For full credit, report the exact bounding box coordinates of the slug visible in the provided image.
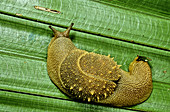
[47,23,152,107]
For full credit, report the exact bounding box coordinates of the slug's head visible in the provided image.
[49,23,74,39]
[129,55,151,73]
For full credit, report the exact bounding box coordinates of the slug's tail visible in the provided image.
[49,23,74,38]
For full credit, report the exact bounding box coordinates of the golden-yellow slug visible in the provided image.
[47,23,152,107]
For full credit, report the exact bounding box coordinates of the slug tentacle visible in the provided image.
[49,23,74,39]
[47,23,152,107]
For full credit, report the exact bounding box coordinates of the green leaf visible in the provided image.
[0,0,170,112]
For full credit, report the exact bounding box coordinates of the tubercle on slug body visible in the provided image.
[47,23,152,107]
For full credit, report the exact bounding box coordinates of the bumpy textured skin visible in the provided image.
[47,23,152,107]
